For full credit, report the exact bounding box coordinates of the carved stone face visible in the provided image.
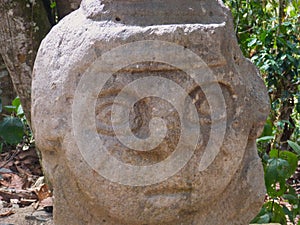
[64,62,265,224]
[89,64,214,223]
[32,0,269,224]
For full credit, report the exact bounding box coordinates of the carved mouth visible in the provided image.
[143,187,193,208]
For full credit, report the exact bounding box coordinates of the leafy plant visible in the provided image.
[0,117,24,145]
[0,97,28,147]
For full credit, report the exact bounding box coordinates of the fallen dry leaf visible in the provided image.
[0,173,25,189]
[36,184,52,202]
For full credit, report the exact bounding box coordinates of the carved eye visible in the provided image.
[183,86,211,127]
[95,89,140,136]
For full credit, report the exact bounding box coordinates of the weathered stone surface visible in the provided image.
[32,0,270,224]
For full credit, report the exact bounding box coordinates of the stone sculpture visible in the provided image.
[32,0,270,224]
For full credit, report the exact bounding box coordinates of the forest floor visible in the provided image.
[0,147,53,225]
[0,146,299,225]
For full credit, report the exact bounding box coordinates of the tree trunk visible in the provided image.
[0,55,15,114]
[56,0,81,19]
[0,0,51,123]
[0,0,82,123]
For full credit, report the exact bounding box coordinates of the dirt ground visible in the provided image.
[0,147,53,225]
[0,205,53,225]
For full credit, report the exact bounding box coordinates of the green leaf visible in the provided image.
[12,96,21,108]
[4,105,17,113]
[283,193,298,205]
[265,158,289,197]
[296,101,300,113]
[50,1,56,8]
[256,135,274,143]
[250,205,271,223]
[247,37,257,47]
[16,104,24,117]
[265,148,298,197]
[271,202,287,224]
[282,203,294,222]
[253,202,287,224]
[269,149,280,158]
[287,140,300,155]
[11,97,24,117]
[0,117,24,145]
[260,118,274,137]
[262,153,270,162]
[252,213,270,223]
[279,151,298,176]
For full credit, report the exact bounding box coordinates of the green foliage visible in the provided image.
[49,0,58,24]
[224,0,300,224]
[0,96,28,147]
[50,1,56,9]
[4,96,24,117]
[0,117,24,145]
[265,150,297,197]
[252,201,288,224]
[288,140,300,155]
